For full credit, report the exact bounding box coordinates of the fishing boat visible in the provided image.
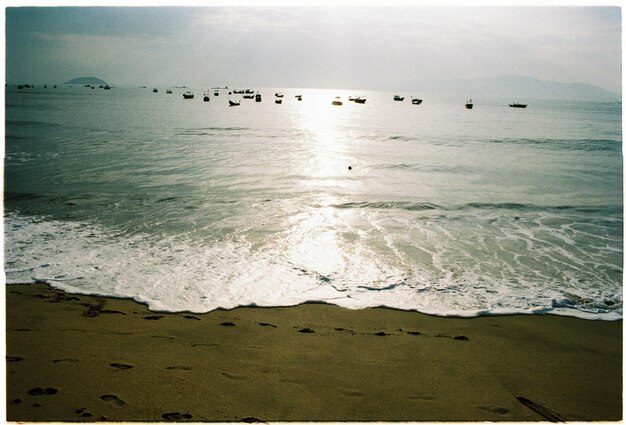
[348,96,356,102]
[166,89,172,94]
[243,94,255,99]
[104,85,111,90]
[465,99,473,109]
[153,88,158,93]
[275,99,282,104]
[203,93,210,102]
[255,93,262,102]
[393,95,404,101]
[229,100,240,106]
[411,98,423,105]
[214,91,219,96]
[295,95,302,101]
[275,92,284,98]
[183,91,194,99]
[233,89,244,94]
[332,96,343,106]
[509,102,527,108]
[354,97,366,104]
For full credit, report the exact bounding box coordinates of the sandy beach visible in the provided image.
[5,282,622,422]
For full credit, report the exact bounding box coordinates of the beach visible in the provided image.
[6,282,622,422]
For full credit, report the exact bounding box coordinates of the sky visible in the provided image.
[3,5,622,93]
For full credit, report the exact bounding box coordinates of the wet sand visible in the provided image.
[6,283,623,422]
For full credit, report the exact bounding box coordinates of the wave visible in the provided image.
[4,209,622,320]
[383,135,621,152]
[174,126,252,136]
[484,138,622,152]
[328,200,622,215]
[5,119,60,128]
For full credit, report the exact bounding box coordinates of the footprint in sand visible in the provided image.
[27,387,58,396]
[53,358,79,363]
[110,363,133,371]
[100,394,126,408]
[479,405,510,415]
[166,366,192,371]
[221,371,246,380]
[162,412,193,421]
[74,407,94,417]
[242,417,265,423]
[7,356,24,362]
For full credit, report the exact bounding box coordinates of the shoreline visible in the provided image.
[6,282,623,422]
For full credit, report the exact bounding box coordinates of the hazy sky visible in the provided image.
[4,6,622,92]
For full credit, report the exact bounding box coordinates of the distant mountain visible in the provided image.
[64,77,108,85]
[403,75,620,101]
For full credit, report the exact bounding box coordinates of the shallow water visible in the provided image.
[4,85,623,319]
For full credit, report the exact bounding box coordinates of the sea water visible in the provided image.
[4,86,623,319]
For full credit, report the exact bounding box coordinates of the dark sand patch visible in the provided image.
[6,283,622,422]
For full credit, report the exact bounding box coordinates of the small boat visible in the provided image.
[183,91,194,99]
[214,91,219,96]
[465,98,473,109]
[203,93,210,102]
[411,98,422,105]
[166,89,172,94]
[233,89,244,94]
[275,92,284,98]
[348,96,356,102]
[255,93,262,102]
[354,97,366,104]
[245,89,254,94]
[509,102,527,108]
[153,88,158,93]
[104,85,112,90]
[295,95,302,101]
[393,95,404,101]
[332,96,343,106]
[243,94,255,99]
[229,100,240,106]
[275,99,282,104]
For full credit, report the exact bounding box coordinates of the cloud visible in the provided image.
[5,6,621,92]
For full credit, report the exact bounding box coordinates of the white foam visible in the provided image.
[3,211,623,320]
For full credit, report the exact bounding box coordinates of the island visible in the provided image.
[64,77,108,86]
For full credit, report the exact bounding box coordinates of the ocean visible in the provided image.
[4,85,623,320]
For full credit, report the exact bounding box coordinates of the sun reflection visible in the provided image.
[280,89,361,288]
[293,89,355,186]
